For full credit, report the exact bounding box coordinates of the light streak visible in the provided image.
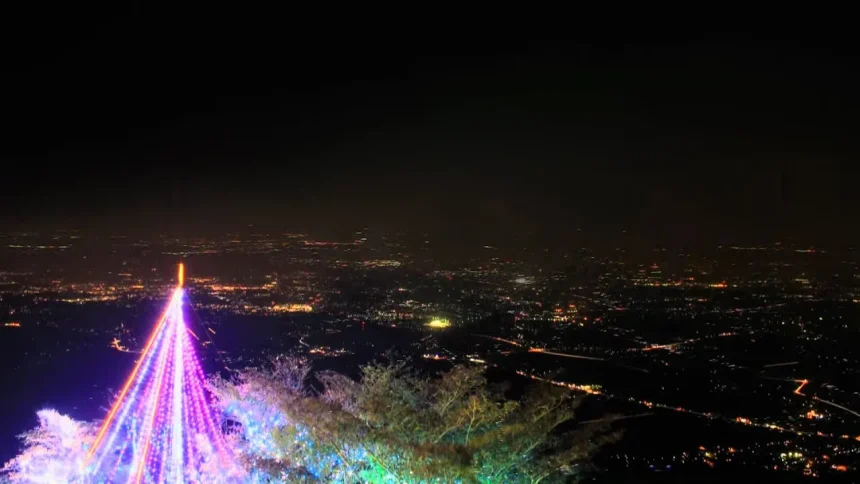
[82,263,233,481]
[635,332,737,352]
[578,413,653,425]
[814,397,860,419]
[762,361,799,368]
[86,288,181,462]
[133,308,174,483]
[794,379,809,395]
[169,301,185,481]
[776,377,860,420]
[516,370,844,441]
[479,333,648,371]
[178,262,184,287]
[473,334,523,347]
[527,347,605,361]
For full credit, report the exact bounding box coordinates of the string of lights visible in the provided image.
[82,264,237,482]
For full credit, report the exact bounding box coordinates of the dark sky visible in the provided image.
[2,9,859,247]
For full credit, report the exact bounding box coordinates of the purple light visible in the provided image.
[84,287,234,482]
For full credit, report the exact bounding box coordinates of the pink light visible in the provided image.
[84,281,233,481]
[87,289,182,462]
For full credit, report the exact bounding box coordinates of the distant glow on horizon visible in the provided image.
[426,318,451,329]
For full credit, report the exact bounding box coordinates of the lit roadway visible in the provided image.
[527,347,605,361]
[473,333,860,442]
[473,334,604,360]
[636,332,737,353]
[518,370,860,443]
[762,361,799,368]
[762,371,860,420]
[473,334,522,347]
[791,379,860,418]
[794,379,809,396]
[814,397,860,419]
[472,332,860,438]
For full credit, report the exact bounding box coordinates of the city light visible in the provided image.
[4,230,860,481]
[110,337,131,353]
[426,318,451,328]
[272,303,313,313]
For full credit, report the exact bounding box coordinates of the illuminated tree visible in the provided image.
[1,409,97,483]
[3,278,247,483]
[210,358,620,482]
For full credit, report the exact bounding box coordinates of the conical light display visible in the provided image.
[83,264,232,483]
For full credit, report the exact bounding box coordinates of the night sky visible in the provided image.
[3,9,859,247]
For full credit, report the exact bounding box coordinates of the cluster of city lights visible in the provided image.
[426,318,451,329]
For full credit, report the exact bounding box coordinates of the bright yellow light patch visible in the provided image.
[426,318,451,328]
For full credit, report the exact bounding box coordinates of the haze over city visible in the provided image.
[2,9,860,483]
